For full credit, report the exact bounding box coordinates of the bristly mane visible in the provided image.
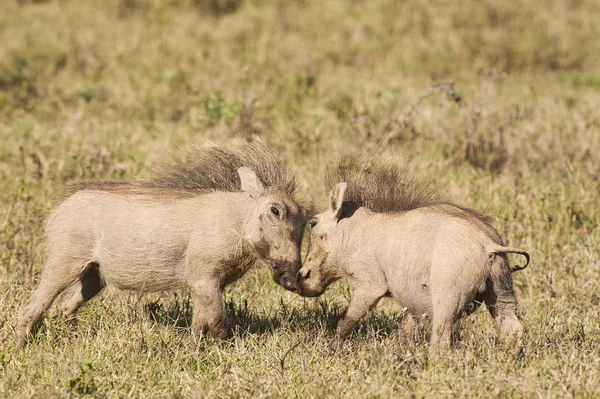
[67,137,299,200]
[325,156,500,240]
[325,156,439,213]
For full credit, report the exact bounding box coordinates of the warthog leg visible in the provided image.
[17,255,87,343]
[402,313,419,345]
[484,283,523,342]
[330,289,383,352]
[55,263,104,324]
[431,291,469,348]
[431,291,485,348]
[190,280,228,342]
[485,254,524,342]
[431,311,455,348]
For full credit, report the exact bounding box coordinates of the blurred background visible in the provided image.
[0,0,599,397]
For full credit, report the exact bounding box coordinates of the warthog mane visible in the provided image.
[326,155,499,240]
[67,136,299,200]
[325,155,439,214]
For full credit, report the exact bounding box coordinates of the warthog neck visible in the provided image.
[185,192,261,284]
[182,191,258,260]
[215,192,261,258]
[182,191,252,231]
[329,207,379,268]
[227,193,255,235]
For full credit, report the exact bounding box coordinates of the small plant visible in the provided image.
[68,360,98,398]
[201,93,241,126]
[193,0,243,16]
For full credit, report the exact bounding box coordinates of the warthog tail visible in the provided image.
[489,246,530,272]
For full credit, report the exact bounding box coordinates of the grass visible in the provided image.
[1,0,599,397]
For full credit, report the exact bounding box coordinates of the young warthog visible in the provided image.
[299,157,530,350]
[17,137,307,343]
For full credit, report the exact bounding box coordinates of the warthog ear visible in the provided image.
[329,182,347,220]
[238,167,266,199]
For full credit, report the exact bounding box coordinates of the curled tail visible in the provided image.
[488,245,530,272]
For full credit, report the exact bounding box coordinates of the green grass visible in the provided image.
[1,0,599,397]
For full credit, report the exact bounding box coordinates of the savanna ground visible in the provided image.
[1,0,599,397]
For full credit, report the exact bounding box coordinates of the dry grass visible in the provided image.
[1,0,599,397]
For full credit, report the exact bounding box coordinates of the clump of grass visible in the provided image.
[192,0,244,16]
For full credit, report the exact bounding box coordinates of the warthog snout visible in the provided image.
[279,272,298,292]
[297,267,310,280]
[273,260,301,292]
[296,265,326,297]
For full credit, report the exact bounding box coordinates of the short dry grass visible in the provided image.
[1,0,599,397]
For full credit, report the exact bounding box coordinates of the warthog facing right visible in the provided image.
[17,137,307,344]
[299,157,530,350]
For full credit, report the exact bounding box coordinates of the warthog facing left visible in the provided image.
[17,137,307,343]
[299,157,530,350]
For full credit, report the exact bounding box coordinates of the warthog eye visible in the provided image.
[309,219,318,229]
[270,206,280,217]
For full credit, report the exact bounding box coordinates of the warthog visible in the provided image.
[299,157,530,350]
[17,137,307,343]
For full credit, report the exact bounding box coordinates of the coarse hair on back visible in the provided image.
[326,155,503,242]
[325,155,439,213]
[67,136,300,200]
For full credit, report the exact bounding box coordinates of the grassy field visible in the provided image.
[1,0,599,397]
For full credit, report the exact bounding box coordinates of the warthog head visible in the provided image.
[238,167,307,292]
[298,182,348,297]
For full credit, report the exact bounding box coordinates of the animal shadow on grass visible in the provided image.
[144,296,282,338]
[290,301,433,348]
[288,300,404,339]
[144,296,410,343]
